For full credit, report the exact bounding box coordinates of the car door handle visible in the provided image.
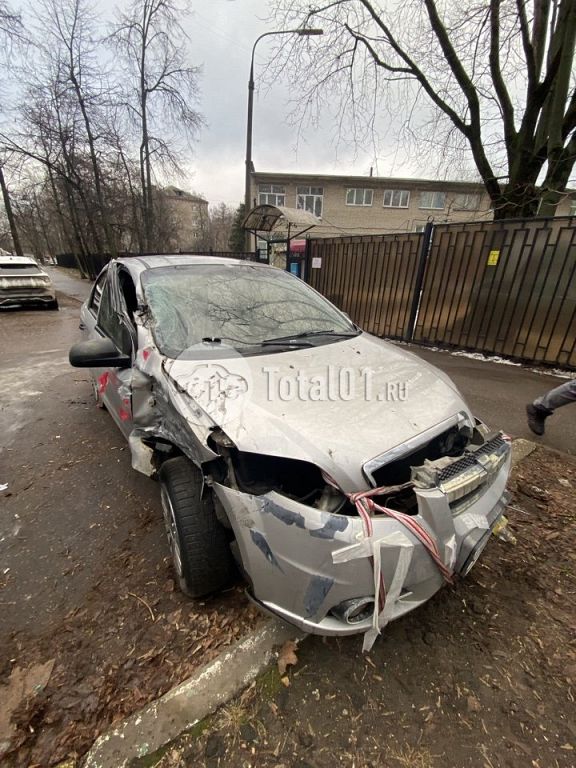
[79,322,86,330]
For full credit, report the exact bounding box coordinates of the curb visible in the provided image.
[82,619,303,768]
[510,437,538,466]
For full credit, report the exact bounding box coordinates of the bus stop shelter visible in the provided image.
[242,204,320,275]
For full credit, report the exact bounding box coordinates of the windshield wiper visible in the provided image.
[262,329,359,345]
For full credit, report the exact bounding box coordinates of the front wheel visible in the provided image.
[159,457,235,597]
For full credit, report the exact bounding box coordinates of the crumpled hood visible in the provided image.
[163,333,473,490]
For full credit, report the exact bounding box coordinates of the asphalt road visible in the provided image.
[0,285,160,634]
[406,345,575,456]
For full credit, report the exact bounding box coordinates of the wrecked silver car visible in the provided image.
[69,256,510,647]
[0,255,58,309]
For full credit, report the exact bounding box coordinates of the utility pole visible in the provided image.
[244,28,323,251]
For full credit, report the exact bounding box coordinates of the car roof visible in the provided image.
[115,254,274,280]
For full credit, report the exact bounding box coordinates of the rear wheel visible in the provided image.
[45,299,59,310]
[159,457,234,597]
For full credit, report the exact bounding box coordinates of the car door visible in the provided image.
[81,268,107,341]
[92,265,136,437]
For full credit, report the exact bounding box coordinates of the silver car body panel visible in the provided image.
[78,256,511,642]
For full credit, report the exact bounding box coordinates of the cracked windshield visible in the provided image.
[142,263,358,357]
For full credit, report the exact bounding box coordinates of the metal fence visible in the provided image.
[305,216,576,369]
[55,250,260,280]
[306,233,424,339]
[54,252,109,278]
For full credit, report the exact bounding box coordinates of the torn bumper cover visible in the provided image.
[212,434,510,639]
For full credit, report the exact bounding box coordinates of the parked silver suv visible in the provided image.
[0,255,58,309]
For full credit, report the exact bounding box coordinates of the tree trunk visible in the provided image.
[47,168,76,255]
[0,163,23,256]
[491,186,541,220]
[141,90,154,251]
[69,68,117,257]
[61,179,90,276]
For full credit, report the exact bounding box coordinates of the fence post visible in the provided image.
[405,222,433,341]
[304,238,312,283]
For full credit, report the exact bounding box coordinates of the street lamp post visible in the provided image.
[244,27,323,252]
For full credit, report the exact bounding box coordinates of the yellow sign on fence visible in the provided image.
[487,249,500,266]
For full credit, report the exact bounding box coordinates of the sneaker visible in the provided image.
[526,403,552,436]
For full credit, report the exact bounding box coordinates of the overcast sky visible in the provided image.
[184,0,385,207]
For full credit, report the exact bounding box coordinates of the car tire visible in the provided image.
[159,457,235,598]
[46,299,59,310]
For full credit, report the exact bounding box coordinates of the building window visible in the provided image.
[413,222,427,232]
[259,184,285,206]
[346,188,373,206]
[420,191,446,209]
[453,193,481,211]
[383,189,410,208]
[570,200,576,216]
[297,186,323,217]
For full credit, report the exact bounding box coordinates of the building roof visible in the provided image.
[253,171,486,191]
[162,186,208,204]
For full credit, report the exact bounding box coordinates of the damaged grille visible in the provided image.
[412,434,509,512]
[437,435,506,482]
[367,423,472,488]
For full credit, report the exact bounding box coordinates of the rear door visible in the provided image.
[92,265,137,437]
[81,268,107,340]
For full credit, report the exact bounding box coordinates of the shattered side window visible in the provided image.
[89,270,107,314]
[141,263,356,358]
[97,278,132,356]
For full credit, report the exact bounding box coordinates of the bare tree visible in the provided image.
[0,1,24,254]
[269,0,576,219]
[209,202,236,251]
[110,0,204,249]
[0,0,205,264]
[39,0,117,254]
[228,203,247,253]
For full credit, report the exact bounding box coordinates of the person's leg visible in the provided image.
[526,379,576,435]
[535,379,576,411]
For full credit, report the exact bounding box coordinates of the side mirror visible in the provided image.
[69,338,131,369]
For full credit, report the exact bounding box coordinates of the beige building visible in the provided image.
[250,172,576,238]
[162,186,209,249]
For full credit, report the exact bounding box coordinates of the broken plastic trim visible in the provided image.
[207,428,353,513]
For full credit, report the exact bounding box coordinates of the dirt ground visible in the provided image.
[0,299,260,767]
[146,448,576,768]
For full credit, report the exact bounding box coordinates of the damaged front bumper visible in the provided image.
[212,435,511,636]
